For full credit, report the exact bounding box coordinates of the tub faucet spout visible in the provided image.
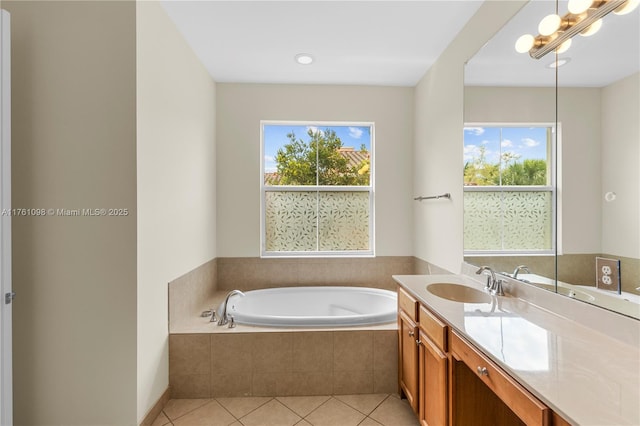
[512,265,531,279]
[216,290,245,326]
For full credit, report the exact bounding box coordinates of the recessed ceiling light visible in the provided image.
[294,53,314,65]
[547,57,571,68]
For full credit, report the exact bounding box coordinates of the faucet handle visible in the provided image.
[228,315,236,329]
[491,279,505,297]
[209,310,218,323]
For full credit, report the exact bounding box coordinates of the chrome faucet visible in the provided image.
[476,266,504,296]
[216,290,245,326]
[512,265,531,279]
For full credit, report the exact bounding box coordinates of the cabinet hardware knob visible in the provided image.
[408,330,415,337]
[477,366,489,376]
[416,339,422,346]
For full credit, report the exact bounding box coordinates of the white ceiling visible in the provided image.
[160,0,483,86]
[465,0,640,87]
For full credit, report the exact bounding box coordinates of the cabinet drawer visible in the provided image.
[451,331,550,426]
[398,286,418,321]
[419,304,447,352]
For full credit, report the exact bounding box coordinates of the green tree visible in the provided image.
[464,145,499,186]
[501,159,547,185]
[274,129,370,185]
[464,146,547,186]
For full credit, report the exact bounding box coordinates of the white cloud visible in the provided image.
[501,139,513,148]
[264,155,277,173]
[463,144,480,162]
[348,127,364,139]
[522,137,540,148]
[306,126,323,135]
[465,127,485,136]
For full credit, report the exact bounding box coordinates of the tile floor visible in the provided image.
[151,393,419,426]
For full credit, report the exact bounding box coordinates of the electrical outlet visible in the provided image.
[596,257,621,294]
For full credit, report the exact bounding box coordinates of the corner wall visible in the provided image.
[5,2,137,424]
[216,84,414,257]
[412,1,528,272]
[136,1,217,421]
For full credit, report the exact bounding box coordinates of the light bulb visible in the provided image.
[614,0,640,15]
[294,53,314,65]
[568,0,594,14]
[515,34,535,53]
[557,39,572,54]
[580,19,602,36]
[539,14,561,36]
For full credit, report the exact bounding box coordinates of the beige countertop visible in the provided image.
[393,273,640,426]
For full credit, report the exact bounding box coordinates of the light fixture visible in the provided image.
[538,14,562,36]
[294,53,314,65]
[556,38,572,53]
[568,0,594,15]
[515,0,628,59]
[580,18,602,36]
[614,0,639,14]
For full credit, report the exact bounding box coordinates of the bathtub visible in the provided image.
[224,286,398,327]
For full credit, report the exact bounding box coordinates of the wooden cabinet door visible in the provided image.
[399,310,419,413]
[419,330,448,426]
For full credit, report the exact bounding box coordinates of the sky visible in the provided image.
[263,124,372,173]
[463,126,550,166]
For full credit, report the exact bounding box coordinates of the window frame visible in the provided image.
[463,122,559,256]
[260,120,375,258]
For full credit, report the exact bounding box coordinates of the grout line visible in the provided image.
[215,396,275,422]
[163,399,213,422]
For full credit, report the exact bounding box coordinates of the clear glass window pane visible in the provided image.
[264,124,371,186]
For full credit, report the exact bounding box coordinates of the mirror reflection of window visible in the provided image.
[463,124,555,254]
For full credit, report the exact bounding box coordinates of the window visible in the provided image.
[261,121,374,257]
[463,123,556,254]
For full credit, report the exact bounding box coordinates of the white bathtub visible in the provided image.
[225,286,398,327]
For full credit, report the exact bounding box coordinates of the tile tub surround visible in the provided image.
[216,256,415,291]
[169,330,398,399]
[168,258,218,327]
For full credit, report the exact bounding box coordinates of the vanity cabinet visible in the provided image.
[450,330,551,426]
[398,287,419,412]
[397,285,570,426]
[418,305,448,426]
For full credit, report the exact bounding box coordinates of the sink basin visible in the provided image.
[427,283,492,303]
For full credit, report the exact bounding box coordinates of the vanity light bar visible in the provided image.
[524,0,627,59]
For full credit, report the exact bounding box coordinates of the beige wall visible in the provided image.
[136,1,217,422]
[5,1,137,424]
[216,84,414,257]
[602,72,640,259]
[413,1,528,273]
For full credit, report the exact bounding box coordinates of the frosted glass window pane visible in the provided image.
[464,191,552,251]
[318,192,370,251]
[265,192,317,251]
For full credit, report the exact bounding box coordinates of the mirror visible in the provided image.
[463,0,640,319]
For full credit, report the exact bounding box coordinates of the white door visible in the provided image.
[0,9,12,426]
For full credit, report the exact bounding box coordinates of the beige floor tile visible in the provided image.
[164,399,211,420]
[334,394,388,415]
[294,420,313,426]
[240,399,302,426]
[216,396,272,418]
[151,411,171,426]
[276,395,331,417]
[172,400,237,426]
[359,417,384,426]
[305,397,366,426]
[369,396,419,426]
